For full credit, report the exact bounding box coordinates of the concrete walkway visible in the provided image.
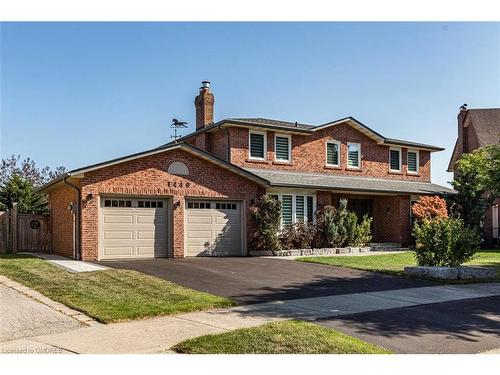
[19,253,109,273]
[2,282,499,354]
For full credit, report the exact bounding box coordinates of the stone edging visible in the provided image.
[0,275,100,327]
[404,266,496,280]
[249,247,372,257]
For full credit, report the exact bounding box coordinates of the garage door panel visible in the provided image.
[104,215,134,224]
[187,216,213,224]
[103,246,134,256]
[100,199,168,260]
[187,230,213,239]
[185,201,242,256]
[103,231,134,240]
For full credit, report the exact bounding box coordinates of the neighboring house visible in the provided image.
[448,105,500,242]
[39,82,453,261]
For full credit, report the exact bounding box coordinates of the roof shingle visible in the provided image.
[244,168,455,195]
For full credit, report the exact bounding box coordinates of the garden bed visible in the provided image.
[249,246,371,257]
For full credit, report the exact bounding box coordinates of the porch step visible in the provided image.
[369,243,406,251]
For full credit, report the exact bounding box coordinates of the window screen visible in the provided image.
[407,151,418,173]
[275,135,290,161]
[250,133,265,159]
[281,195,293,226]
[295,196,305,221]
[390,149,401,171]
[348,143,360,168]
[326,142,339,166]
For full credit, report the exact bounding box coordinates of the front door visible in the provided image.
[348,199,373,219]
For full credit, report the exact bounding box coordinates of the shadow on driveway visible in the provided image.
[99,257,438,304]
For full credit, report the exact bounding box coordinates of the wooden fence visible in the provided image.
[0,203,51,254]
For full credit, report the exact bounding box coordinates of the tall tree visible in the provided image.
[0,155,66,213]
[450,145,500,230]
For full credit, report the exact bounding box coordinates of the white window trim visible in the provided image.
[248,130,267,161]
[274,133,292,162]
[325,140,341,167]
[389,147,402,172]
[347,142,361,170]
[407,149,419,174]
[268,191,317,229]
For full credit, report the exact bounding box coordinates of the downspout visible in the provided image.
[63,177,82,260]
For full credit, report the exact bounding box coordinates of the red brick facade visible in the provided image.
[50,149,263,261]
[48,185,77,258]
[223,124,431,182]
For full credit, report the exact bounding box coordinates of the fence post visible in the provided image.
[5,210,11,253]
[11,202,18,254]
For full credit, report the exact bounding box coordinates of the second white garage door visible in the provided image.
[185,200,242,256]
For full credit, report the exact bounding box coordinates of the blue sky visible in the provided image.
[1,22,499,186]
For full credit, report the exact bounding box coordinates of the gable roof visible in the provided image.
[447,108,500,172]
[466,109,500,147]
[37,142,269,193]
[172,116,444,152]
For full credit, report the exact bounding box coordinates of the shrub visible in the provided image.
[279,221,316,249]
[249,195,282,252]
[352,215,373,247]
[315,199,372,248]
[412,218,480,267]
[411,196,448,221]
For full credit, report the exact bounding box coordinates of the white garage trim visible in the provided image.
[184,198,246,257]
[98,195,172,260]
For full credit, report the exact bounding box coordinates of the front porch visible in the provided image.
[317,192,413,245]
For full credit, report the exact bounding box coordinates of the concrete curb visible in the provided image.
[0,275,101,327]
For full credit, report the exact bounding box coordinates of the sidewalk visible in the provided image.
[2,282,499,354]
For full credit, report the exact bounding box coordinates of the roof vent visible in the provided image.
[201,81,210,89]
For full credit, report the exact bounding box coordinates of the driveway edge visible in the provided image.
[0,275,100,327]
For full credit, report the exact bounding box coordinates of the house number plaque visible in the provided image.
[167,181,191,188]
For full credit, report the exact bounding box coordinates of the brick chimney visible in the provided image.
[458,104,468,154]
[194,81,215,130]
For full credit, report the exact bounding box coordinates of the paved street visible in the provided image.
[317,296,500,354]
[2,281,499,354]
[0,284,82,343]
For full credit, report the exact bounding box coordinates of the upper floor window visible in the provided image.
[326,140,340,167]
[389,147,402,172]
[407,149,419,174]
[347,142,361,169]
[249,131,266,160]
[274,134,291,162]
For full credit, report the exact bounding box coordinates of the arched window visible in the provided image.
[167,162,189,176]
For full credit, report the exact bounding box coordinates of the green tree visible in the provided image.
[450,145,500,231]
[0,155,66,214]
[0,174,48,214]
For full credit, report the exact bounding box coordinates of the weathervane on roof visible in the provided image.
[171,118,188,141]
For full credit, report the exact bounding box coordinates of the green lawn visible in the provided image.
[0,254,234,323]
[297,249,500,282]
[172,320,391,354]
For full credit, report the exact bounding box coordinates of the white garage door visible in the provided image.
[100,198,168,260]
[185,200,242,256]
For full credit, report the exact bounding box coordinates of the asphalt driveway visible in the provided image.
[99,257,437,304]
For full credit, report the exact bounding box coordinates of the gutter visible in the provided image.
[63,176,82,260]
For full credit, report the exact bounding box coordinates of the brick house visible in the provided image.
[448,105,500,242]
[39,81,453,261]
